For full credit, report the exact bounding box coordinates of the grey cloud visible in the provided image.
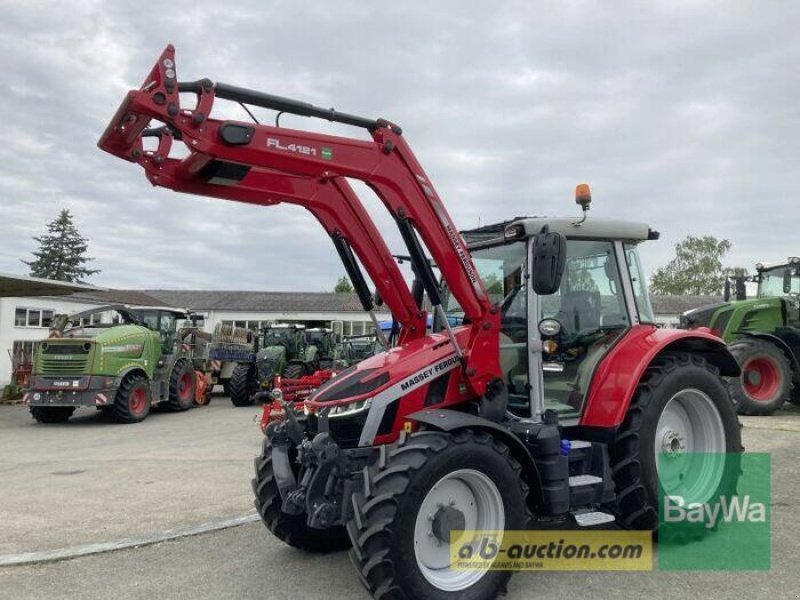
[0,0,797,292]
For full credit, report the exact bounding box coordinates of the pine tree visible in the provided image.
[23,209,100,282]
[334,276,354,293]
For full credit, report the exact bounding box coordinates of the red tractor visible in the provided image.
[100,46,743,600]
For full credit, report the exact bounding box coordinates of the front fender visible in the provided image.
[407,409,546,511]
[735,332,800,371]
[580,325,739,428]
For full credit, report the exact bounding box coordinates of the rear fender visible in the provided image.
[407,409,545,510]
[580,325,740,428]
[736,332,800,371]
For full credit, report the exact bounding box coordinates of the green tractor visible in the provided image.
[304,327,343,369]
[229,323,320,407]
[681,257,800,415]
[25,305,201,424]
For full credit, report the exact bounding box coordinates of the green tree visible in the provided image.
[334,276,354,293]
[23,209,99,283]
[650,235,747,296]
[482,273,504,294]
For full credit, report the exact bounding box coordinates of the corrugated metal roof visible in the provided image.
[140,290,368,313]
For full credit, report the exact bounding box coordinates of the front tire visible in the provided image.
[728,338,792,415]
[30,406,75,423]
[112,374,151,424]
[348,430,530,600]
[611,352,742,530]
[230,363,257,407]
[252,437,350,553]
[166,360,195,411]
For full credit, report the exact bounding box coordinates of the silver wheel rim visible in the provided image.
[413,468,504,591]
[656,388,727,502]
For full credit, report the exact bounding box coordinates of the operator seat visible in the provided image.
[555,291,601,336]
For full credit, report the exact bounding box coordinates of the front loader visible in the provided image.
[682,258,800,415]
[99,46,743,599]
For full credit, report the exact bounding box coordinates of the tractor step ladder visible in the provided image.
[571,510,616,527]
[568,474,603,487]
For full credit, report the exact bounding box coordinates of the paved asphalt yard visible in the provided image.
[1,400,799,600]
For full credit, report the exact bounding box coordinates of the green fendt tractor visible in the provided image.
[229,324,319,407]
[25,305,201,424]
[304,327,343,369]
[681,257,800,415]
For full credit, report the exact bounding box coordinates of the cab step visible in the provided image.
[571,510,616,527]
[568,474,603,487]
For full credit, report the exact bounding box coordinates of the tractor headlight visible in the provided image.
[538,318,562,337]
[789,256,800,265]
[328,398,372,418]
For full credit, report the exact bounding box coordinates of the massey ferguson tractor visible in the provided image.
[99,46,743,599]
[682,258,800,415]
[24,305,200,424]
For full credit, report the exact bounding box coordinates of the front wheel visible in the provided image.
[728,338,792,415]
[166,360,196,411]
[611,352,742,530]
[282,363,305,380]
[252,438,350,553]
[112,374,151,424]
[348,430,530,600]
[30,406,75,423]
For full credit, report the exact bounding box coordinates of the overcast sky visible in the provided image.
[0,1,797,292]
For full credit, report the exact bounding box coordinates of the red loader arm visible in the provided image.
[98,45,501,397]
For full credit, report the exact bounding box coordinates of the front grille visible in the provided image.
[38,343,91,375]
[314,368,389,402]
[257,358,278,380]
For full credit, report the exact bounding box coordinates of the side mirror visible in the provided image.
[784,270,793,294]
[724,278,731,302]
[531,226,567,295]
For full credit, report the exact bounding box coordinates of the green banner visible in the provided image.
[658,452,770,571]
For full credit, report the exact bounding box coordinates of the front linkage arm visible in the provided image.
[98,45,501,398]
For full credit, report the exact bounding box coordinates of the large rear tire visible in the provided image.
[112,374,151,424]
[230,363,257,407]
[30,406,75,423]
[252,437,350,553]
[728,338,791,415]
[348,429,530,600]
[610,352,742,530]
[165,360,195,411]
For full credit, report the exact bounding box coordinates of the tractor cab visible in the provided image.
[449,193,659,421]
[260,323,305,354]
[755,259,800,301]
[130,307,192,354]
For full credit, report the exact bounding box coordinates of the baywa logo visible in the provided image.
[663,494,766,529]
[658,452,771,571]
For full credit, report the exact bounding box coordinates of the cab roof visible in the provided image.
[462,216,658,246]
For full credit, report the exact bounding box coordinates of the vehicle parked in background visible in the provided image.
[682,258,800,415]
[25,305,202,424]
[229,323,319,407]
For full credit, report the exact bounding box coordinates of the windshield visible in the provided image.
[758,266,800,298]
[264,329,293,346]
[444,241,526,320]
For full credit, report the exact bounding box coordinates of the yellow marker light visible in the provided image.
[575,183,592,208]
[542,339,559,354]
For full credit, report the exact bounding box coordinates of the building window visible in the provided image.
[15,307,55,328]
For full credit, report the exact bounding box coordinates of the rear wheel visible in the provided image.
[610,352,742,530]
[348,429,529,600]
[30,406,75,423]
[112,374,151,424]
[728,338,791,415]
[252,437,350,553]
[166,360,195,411]
[230,363,257,407]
